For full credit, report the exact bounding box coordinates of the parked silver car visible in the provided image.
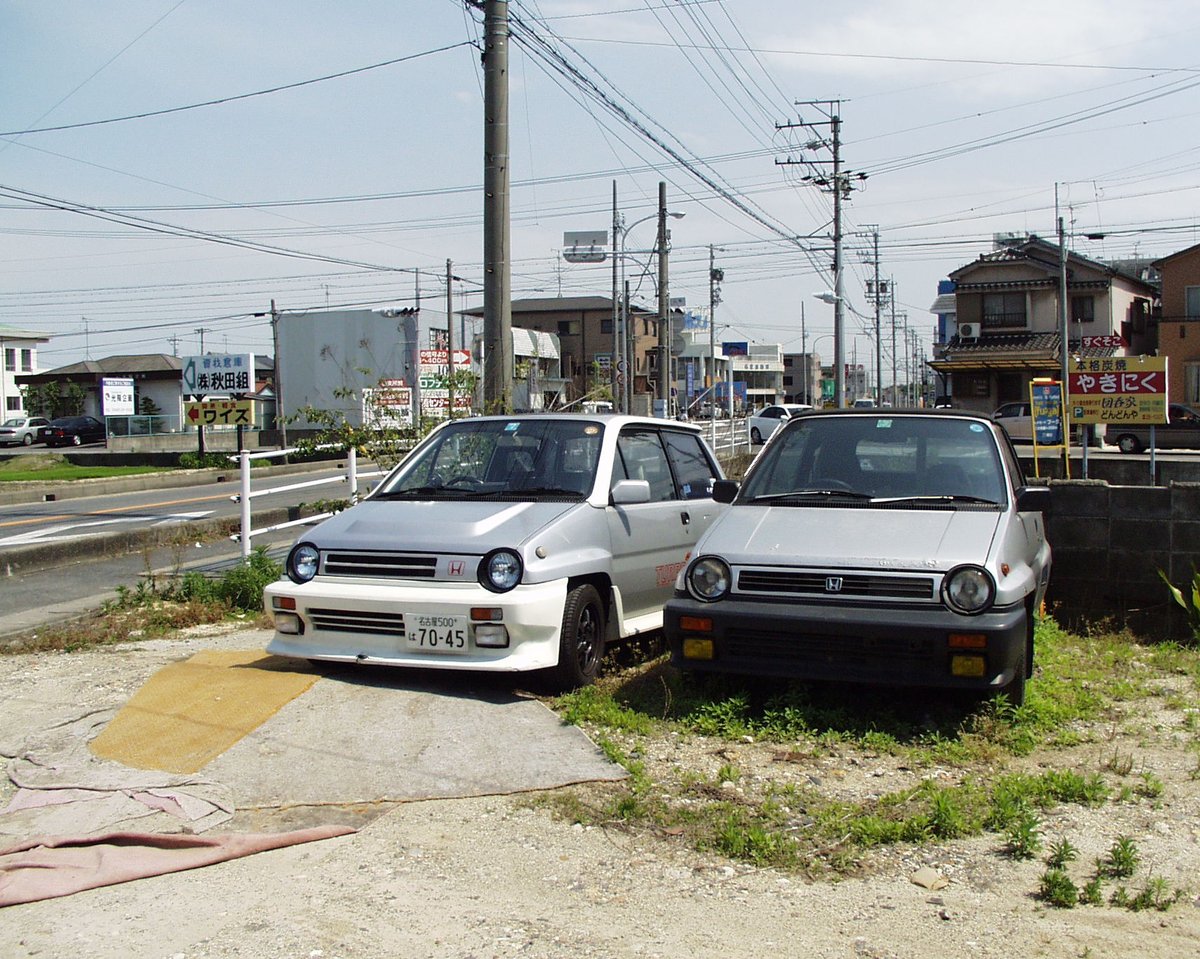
[0,415,50,447]
[665,409,1052,706]
[265,414,725,690]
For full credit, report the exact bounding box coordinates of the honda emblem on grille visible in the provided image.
[825,576,844,593]
[448,560,465,577]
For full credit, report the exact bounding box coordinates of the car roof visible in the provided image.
[431,412,706,435]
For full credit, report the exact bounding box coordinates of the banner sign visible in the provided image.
[1067,356,1167,425]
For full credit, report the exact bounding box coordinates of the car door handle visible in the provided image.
[680,511,691,526]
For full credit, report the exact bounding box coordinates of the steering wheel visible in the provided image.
[441,475,482,491]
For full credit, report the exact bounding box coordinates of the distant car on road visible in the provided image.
[0,416,51,447]
[1112,403,1200,454]
[748,403,812,444]
[44,415,107,447]
[665,408,1052,706]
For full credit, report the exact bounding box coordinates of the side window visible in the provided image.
[661,430,719,500]
[614,429,676,502]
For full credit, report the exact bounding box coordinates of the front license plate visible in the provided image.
[406,614,469,654]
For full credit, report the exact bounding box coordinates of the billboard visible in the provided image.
[1068,355,1167,425]
[101,377,135,416]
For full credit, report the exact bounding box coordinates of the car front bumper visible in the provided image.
[264,576,569,673]
[664,595,1028,692]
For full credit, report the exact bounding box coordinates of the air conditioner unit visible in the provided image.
[958,322,980,341]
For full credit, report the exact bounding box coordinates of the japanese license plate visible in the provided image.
[406,614,469,653]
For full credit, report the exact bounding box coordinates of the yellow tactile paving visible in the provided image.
[89,650,319,774]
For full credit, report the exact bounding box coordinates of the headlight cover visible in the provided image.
[686,556,731,602]
[287,543,320,584]
[942,565,995,614]
[480,548,523,592]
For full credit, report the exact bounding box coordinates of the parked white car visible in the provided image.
[665,409,1052,706]
[0,416,51,447]
[748,403,812,444]
[265,414,725,690]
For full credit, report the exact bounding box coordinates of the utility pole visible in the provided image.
[446,259,456,419]
[656,181,670,412]
[800,302,808,404]
[611,182,621,412]
[1057,183,1072,469]
[776,101,862,408]
[708,244,723,441]
[270,299,287,449]
[195,327,210,353]
[868,229,883,405]
[889,283,898,407]
[482,0,512,412]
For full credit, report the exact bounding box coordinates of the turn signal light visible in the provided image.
[948,633,986,649]
[272,596,296,611]
[680,615,713,632]
[471,608,503,621]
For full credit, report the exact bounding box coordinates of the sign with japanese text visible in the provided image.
[184,398,254,426]
[1067,356,1167,425]
[181,353,254,396]
[1030,380,1064,446]
[101,377,135,416]
[363,384,413,429]
[1081,334,1125,349]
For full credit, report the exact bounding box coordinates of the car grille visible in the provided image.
[321,551,438,578]
[725,627,935,669]
[307,607,405,636]
[736,568,936,601]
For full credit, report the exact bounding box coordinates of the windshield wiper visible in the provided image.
[749,488,874,503]
[874,494,999,506]
[508,486,586,498]
[372,486,475,499]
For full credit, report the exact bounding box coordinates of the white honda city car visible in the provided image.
[265,414,725,690]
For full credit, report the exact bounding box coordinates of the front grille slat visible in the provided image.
[726,628,935,668]
[308,607,405,636]
[736,568,935,601]
[322,551,437,579]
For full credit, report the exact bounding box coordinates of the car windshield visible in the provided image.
[374,417,603,500]
[738,414,1007,506]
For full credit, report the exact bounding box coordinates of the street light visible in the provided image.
[614,209,684,413]
[812,290,845,408]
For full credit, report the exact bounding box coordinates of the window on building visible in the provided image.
[557,320,581,336]
[981,292,1026,328]
[1187,362,1200,405]
[20,349,32,371]
[1186,287,1200,319]
[6,397,21,412]
[600,319,612,335]
[4,348,15,372]
[1070,295,1095,323]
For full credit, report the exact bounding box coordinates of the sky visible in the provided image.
[3,0,1200,389]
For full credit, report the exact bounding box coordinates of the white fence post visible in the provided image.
[239,449,252,559]
[347,446,358,501]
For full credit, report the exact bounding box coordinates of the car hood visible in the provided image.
[697,504,1003,571]
[300,498,581,554]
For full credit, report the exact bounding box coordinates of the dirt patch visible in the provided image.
[3,625,1200,958]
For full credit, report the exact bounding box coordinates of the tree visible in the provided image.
[20,381,87,418]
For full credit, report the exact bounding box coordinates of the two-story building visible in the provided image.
[1,324,51,417]
[930,235,1158,413]
[1151,242,1200,405]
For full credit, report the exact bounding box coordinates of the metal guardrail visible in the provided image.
[229,446,385,558]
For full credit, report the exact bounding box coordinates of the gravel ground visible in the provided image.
[4,625,1200,959]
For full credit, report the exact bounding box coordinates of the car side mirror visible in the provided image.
[712,479,739,504]
[1015,484,1051,514]
[611,479,651,505]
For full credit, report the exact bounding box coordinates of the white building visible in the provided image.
[1,324,51,417]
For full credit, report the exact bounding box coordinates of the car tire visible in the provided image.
[1115,433,1142,454]
[22,433,33,446]
[549,583,605,692]
[751,427,763,444]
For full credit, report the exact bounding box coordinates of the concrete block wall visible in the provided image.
[1044,479,1200,639]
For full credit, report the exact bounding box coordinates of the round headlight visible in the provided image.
[942,565,995,614]
[287,543,320,584]
[687,557,731,602]
[480,549,523,593]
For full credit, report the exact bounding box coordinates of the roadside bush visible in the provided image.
[216,549,281,611]
[178,451,237,470]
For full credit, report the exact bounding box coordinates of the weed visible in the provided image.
[1005,810,1042,860]
[1136,772,1164,799]
[715,762,740,785]
[1099,836,1140,879]
[1046,837,1079,869]
[1103,750,1134,776]
[1038,867,1079,908]
[1080,877,1104,905]
[1109,886,1131,908]
[1130,876,1177,912]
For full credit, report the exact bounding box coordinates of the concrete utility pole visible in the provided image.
[482,0,512,412]
[870,229,883,405]
[446,259,456,419]
[1057,181,1072,468]
[611,182,621,412]
[270,299,287,448]
[708,244,723,443]
[656,181,670,411]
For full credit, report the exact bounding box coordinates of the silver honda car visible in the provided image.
[265,414,725,691]
[665,409,1051,706]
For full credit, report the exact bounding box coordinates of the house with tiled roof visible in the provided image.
[929,235,1159,415]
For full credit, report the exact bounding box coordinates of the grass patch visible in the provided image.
[2,548,280,655]
[539,614,1196,877]
[0,454,175,482]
